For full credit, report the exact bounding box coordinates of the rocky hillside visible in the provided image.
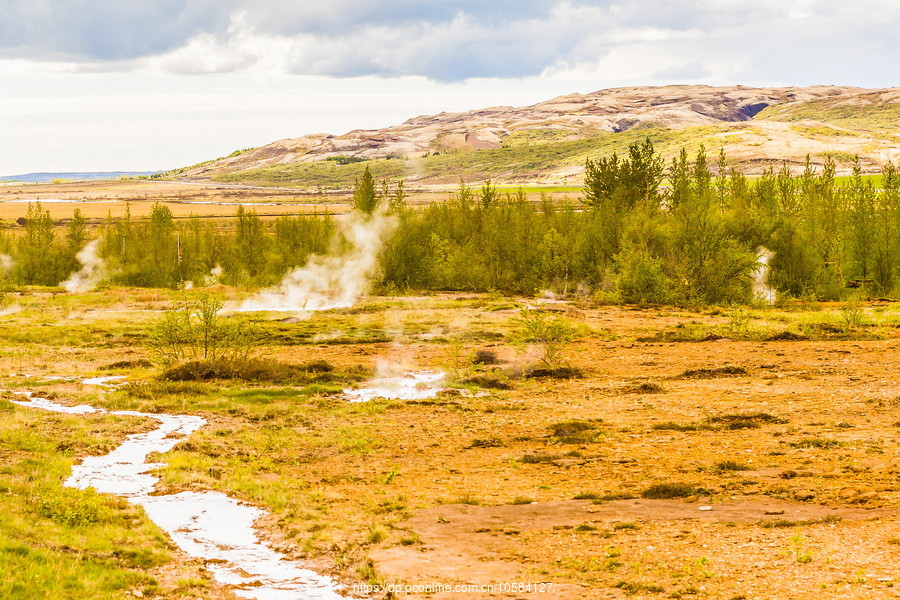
[176,85,900,187]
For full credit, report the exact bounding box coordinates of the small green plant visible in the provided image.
[441,337,474,380]
[840,297,865,330]
[366,525,388,544]
[787,533,813,563]
[381,465,401,484]
[514,308,576,369]
[725,304,751,337]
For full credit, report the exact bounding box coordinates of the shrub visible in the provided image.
[641,482,702,499]
[161,357,349,383]
[514,308,576,369]
[473,348,501,365]
[150,294,257,364]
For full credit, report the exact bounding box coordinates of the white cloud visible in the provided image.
[2,0,900,173]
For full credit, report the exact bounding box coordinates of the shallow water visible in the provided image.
[343,370,446,402]
[10,391,349,599]
[81,375,127,387]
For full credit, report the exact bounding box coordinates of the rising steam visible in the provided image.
[0,254,12,275]
[232,209,396,313]
[62,240,106,293]
[183,265,223,290]
[752,247,776,305]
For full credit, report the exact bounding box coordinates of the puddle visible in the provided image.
[10,392,350,599]
[343,370,446,402]
[81,375,127,387]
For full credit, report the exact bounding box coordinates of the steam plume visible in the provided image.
[0,254,12,275]
[752,247,775,305]
[232,210,396,313]
[183,264,223,290]
[62,240,106,293]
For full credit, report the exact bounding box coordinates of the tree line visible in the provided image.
[1,141,898,305]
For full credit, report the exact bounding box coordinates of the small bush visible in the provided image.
[101,359,154,370]
[715,460,750,471]
[462,374,513,390]
[549,419,601,444]
[573,492,603,500]
[510,497,534,505]
[641,483,702,499]
[151,294,257,364]
[525,366,583,379]
[472,349,501,365]
[514,308,577,369]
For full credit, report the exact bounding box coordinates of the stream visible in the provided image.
[10,389,349,600]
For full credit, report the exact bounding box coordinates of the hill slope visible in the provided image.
[175,85,900,188]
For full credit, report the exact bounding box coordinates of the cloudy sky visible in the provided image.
[1,0,897,174]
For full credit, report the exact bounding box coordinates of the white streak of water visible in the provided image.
[10,392,349,599]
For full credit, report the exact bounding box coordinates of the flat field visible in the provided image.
[3,288,900,599]
[0,180,581,223]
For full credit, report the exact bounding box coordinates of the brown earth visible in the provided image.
[5,294,900,599]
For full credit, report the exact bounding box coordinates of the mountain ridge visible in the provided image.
[176,85,900,186]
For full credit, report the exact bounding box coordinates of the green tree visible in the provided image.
[352,165,379,214]
[17,202,59,285]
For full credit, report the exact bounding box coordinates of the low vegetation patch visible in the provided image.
[641,482,704,499]
[161,357,366,384]
[525,366,584,379]
[681,366,748,379]
[714,460,751,471]
[548,419,602,444]
[653,412,787,433]
[462,374,513,389]
[788,438,844,449]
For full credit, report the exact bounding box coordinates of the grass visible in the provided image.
[760,98,900,130]
[0,406,218,598]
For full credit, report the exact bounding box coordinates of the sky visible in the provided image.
[1,0,898,174]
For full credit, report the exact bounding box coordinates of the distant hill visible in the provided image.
[168,85,900,189]
[0,171,159,183]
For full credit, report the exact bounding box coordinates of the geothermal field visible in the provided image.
[2,174,900,600]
